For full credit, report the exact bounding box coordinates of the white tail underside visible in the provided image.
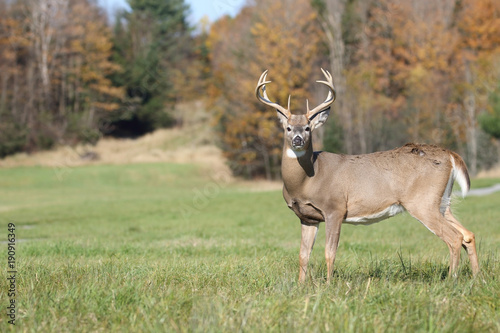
[450,155,469,198]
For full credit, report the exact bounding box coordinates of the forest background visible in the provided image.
[0,0,499,179]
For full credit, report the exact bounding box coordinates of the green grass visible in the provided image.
[0,163,499,332]
[471,177,500,189]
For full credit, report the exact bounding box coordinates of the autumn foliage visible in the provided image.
[0,0,193,155]
[207,0,325,178]
[0,0,499,178]
[0,0,123,155]
[208,0,500,178]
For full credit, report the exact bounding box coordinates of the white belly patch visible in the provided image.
[344,204,405,225]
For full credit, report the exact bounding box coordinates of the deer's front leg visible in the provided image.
[324,212,344,283]
[299,221,319,283]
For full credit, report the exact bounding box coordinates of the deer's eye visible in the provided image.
[286,127,291,132]
[305,127,310,132]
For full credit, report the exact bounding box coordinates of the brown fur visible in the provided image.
[282,142,479,282]
[256,70,479,283]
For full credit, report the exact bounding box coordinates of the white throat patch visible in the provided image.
[286,148,306,158]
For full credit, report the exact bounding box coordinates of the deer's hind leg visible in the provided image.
[324,212,344,283]
[405,202,464,277]
[444,206,479,276]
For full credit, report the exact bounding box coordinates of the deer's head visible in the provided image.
[255,69,336,154]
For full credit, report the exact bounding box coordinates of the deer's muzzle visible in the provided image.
[292,135,305,148]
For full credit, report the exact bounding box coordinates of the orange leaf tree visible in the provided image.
[208,0,324,179]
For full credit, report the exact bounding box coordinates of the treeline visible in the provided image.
[208,0,500,178]
[0,0,205,157]
[1,0,499,179]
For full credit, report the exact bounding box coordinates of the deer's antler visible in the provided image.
[307,68,336,120]
[255,70,291,119]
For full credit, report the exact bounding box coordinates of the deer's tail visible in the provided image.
[450,152,470,198]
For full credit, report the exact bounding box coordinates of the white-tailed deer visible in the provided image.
[256,69,479,283]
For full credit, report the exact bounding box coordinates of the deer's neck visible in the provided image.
[281,142,315,192]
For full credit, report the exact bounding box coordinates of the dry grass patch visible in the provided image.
[0,101,231,176]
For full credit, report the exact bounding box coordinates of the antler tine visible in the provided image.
[307,68,337,119]
[257,71,271,97]
[255,70,291,118]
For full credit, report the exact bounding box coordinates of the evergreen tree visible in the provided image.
[480,84,500,140]
[108,0,191,137]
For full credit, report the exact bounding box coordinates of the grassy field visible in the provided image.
[0,163,499,332]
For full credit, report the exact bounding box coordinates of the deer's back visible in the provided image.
[318,143,454,207]
[283,143,456,223]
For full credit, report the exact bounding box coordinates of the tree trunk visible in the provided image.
[358,108,367,154]
[0,71,8,116]
[464,61,478,176]
[260,144,272,181]
[320,0,352,154]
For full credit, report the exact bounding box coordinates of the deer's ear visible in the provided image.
[309,108,330,130]
[276,110,288,127]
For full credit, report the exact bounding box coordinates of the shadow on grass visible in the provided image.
[305,257,479,285]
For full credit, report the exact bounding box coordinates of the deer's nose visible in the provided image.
[292,135,305,147]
